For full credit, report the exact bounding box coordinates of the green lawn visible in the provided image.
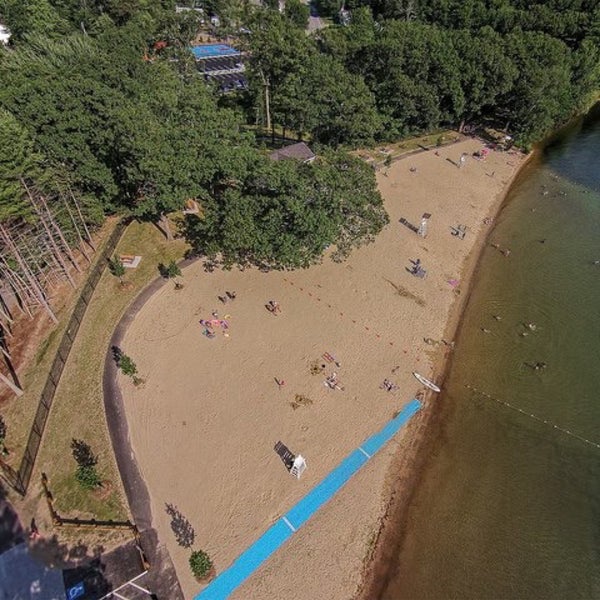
[356,129,461,166]
[34,220,188,521]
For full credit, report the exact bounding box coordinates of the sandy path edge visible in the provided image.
[102,257,202,600]
[355,147,536,600]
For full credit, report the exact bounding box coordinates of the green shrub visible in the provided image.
[108,256,125,282]
[118,353,138,377]
[159,260,182,279]
[189,549,213,580]
[75,465,102,489]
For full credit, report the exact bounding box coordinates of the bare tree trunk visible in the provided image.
[22,181,76,288]
[260,70,271,132]
[0,292,13,323]
[41,238,66,284]
[158,213,174,241]
[0,258,35,318]
[63,194,91,263]
[69,188,95,251]
[39,193,81,272]
[0,371,23,397]
[0,225,57,324]
[0,321,13,339]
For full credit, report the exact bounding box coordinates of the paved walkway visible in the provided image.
[103,259,200,600]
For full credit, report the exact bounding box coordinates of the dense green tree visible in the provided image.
[498,31,574,143]
[183,150,388,269]
[0,109,38,220]
[285,0,310,29]
[353,21,465,136]
[244,9,314,125]
[278,54,381,145]
[450,27,517,125]
[0,0,70,41]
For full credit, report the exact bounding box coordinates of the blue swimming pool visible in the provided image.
[191,44,240,59]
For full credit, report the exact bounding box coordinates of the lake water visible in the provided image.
[379,109,600,600]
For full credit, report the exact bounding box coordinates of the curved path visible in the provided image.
[103,259,198,600]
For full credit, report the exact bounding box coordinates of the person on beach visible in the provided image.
[30,518,41,540]
[502,248,511,257]
[493,315,502,321]
[267,300,281,314]
[481,328,491,333]
[226,291,237,300]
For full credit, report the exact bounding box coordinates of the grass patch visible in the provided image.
[356,129,459,165]
[35,220,188,521]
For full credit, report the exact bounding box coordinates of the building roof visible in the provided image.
[269,142,316,163]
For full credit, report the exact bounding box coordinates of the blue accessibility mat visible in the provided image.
[195,398,421,600]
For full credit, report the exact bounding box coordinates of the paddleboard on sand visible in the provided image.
[413,372,441,393]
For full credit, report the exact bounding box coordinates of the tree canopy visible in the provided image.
[0,0,598,270]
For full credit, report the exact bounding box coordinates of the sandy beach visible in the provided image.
[117,138,526,599]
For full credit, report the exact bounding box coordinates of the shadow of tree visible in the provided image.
[111,345,123,365]
[165,503,195,548]
[0,481,25,555]
[28,534,104,569]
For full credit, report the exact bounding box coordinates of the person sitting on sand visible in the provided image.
[267,300,281,313]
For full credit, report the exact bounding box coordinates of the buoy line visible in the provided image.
[465,384,600,450]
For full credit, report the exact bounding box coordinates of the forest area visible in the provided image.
[0,0,598,305]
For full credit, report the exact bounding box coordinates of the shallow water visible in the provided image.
[379,110,600,600]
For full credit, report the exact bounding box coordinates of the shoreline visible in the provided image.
[356,145,535,600]
[116,137,529,599]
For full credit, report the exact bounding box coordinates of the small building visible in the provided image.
[269,142,316,164]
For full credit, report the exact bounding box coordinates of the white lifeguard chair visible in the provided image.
[290,455,307,479]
